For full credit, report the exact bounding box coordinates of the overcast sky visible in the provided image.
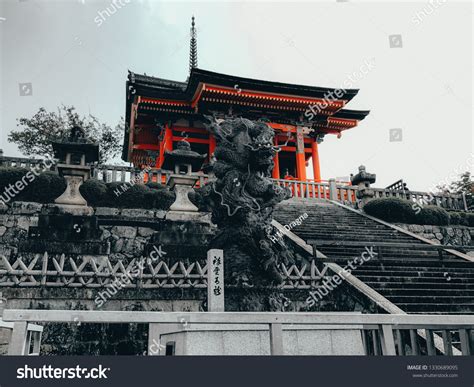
[0,0,472,191]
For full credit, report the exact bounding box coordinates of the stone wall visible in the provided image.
[0,202,210,258]
[0,201,401,354]
[395,223,473,247]
[0,201,210,355]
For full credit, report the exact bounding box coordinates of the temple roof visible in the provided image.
[128,68,361,103]
[124,68,370,161]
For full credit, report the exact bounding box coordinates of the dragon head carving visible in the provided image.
[201,117,296,283]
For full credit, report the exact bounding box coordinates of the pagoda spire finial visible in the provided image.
[189,16,198,73]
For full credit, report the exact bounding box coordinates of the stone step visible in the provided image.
[384,295,474,302]
[274,201,473,314]
[296,230,415,237]
[408,311,474,315]
[324,254,446,261]
[397,303,474,313]
[355,270,474,278]
[297,236,418,245]
[365,281,474,290]
[354,275,474,283]
[351,260,474,269]
[375,288,474,296]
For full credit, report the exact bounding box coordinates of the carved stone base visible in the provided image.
[55,175,88,206]
[356,188,375,209]
[168,176,199,212]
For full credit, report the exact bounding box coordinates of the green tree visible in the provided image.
[8,105,124,163]
[437,171,473,210]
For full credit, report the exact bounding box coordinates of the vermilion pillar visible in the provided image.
[272,137,280,179]
[209,134,216,158]
[295,127,306,181]
[312,140,321,182]
[158,124,173,168]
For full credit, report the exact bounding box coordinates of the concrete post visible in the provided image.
[8,321,28,355]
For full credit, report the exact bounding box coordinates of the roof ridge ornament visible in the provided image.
[189,16,198,74]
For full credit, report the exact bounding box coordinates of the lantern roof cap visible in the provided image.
[51,125,100,163]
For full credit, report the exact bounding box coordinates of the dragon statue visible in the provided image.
[199,117,297,283]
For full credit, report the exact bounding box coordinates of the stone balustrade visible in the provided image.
[0,154,468,211]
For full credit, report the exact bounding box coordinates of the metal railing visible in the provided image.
[2,310,473,356]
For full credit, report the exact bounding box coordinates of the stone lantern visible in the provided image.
[51,126,99,215]
[351,165,376,209]
[161,138,206,220]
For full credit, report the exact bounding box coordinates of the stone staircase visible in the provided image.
[274,199,474,314]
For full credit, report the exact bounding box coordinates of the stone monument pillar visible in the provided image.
[350,165,376,209]
[161,138,206,221]
[51,125,99,215]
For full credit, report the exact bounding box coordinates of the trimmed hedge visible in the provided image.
[79,178,108,206]
[363,197,417,223]
[24,171,67,203]
[363,197,472,226]
[467,213,474,227]
[0,167,176,210]
[450,211,474,227]
[417,206,450,226]
[0,167,66,204]
[80,179,175,209]
[364,198,474,227]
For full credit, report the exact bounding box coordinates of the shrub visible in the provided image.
[25,172,67,203]
[80,179,108,206]
[363,197,417,223]
[0,167,66,204]
[144,189,175,210]
[449,212,463,225]
[445,212,474,226]
[449,212,470,226]
[103,183,146,208]
[104,182,174,210]
[0,167,33,202]
[463,212,474,227]
[364,197,452,226]
[417,206,450,226]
